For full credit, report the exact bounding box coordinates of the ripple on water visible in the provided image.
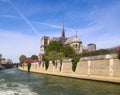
[0,78,5,82]
[0,82,38,95]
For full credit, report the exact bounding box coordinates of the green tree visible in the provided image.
[31,55,38,60]
[0,54,2,64]
[19,55,26,66]
[45,51,64,61]
[45,40,76,60]
[63,45,76,57]
[45,41,63,55]
[45,40,76,71]
[45,41,64,60]
[44,40,65,69]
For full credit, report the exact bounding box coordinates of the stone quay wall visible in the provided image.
[19,54,120,83]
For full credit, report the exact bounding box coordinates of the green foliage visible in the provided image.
[27,62,31,72]
[71,57,80,72]
[44,60,49,70]
[45,40,76,61]
[19,55,26,64]
[45,51,64,61]
[45,41,63,54]
[45,41,65,61]
[75,48,116,57]
[117,53,120,60]
[31,55,38,60]
[63,45,76,57]
[45,51,56,60]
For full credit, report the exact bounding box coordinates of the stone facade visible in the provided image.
[64,36,82,54]
[40,36,50,55]
[113,59,120,77]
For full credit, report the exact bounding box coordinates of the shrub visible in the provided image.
[44,60,49,70]
[27,62,31,72]
[71,57,80,72]
[116,46,120,60]
[117,53,120,60]
[72,48,117,58]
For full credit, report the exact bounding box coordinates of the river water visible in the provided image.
[0,68,120,95]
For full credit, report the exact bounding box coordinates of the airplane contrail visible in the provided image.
[34,22,75,31]
[6,0,40,36]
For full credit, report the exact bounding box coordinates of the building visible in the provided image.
[87,43,96,52]
[39,22,83,60]
[40,36,50,55]
[0,54,6,64]
[0,54,2,64]
[64,35,82,54]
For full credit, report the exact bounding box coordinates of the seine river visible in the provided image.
[0,68,120,95]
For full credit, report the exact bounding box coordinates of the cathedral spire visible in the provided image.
[62,20,65,38]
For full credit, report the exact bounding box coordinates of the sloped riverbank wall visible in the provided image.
[19,54,120,83]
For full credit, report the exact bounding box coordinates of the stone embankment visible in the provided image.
[19,54,120,83]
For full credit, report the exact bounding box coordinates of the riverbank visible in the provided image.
[19,66,120,84]
[0,64,4,70]
[19,54,120,84]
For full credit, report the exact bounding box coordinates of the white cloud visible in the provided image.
[34,22,75,31]
[33,22,76,38]
[7,1,40,36]
[34,22,62,29]
[0,30,40,62]
[0,14,17,18]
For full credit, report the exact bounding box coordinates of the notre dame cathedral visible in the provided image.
[39,22,84,60]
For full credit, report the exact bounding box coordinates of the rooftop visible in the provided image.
[65,35,82,44]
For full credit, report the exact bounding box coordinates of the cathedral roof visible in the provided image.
[51,37,60,41]
[64,35,82,44]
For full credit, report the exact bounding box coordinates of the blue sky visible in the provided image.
[0,0,120,62]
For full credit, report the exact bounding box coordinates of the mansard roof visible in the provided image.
[64,35,82,44]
